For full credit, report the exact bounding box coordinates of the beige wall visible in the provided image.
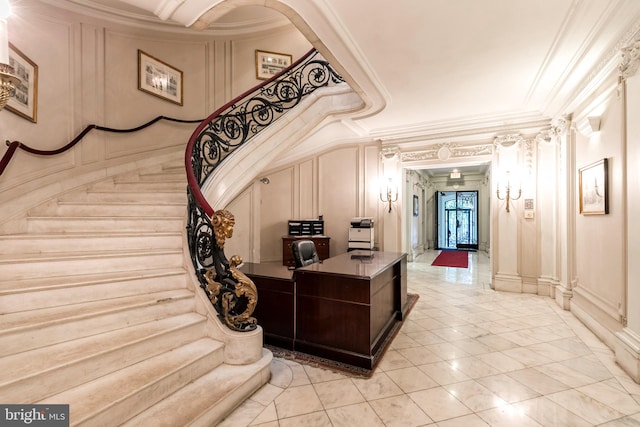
[572,90,626,339]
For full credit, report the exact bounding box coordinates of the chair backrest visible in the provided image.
[291,239,320,268]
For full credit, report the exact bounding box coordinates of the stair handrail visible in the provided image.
[1,116,203,177]
[185,48,344,331]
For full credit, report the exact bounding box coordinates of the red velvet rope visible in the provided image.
[0,116,202,177]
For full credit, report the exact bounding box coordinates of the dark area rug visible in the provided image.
[266,293,420,378]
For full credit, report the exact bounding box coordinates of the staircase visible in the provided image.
[0,156,271,426]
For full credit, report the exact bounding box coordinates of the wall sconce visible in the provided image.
[496,171,521,213]
[0,0,18,110]
[380,176,398,213]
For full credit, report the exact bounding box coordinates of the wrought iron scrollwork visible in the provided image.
[186,49,344,331]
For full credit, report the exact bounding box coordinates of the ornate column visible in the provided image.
[616,36,640,383]
[535,117,571,300]
[492,134,524,292]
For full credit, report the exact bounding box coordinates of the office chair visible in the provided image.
[291,239,320,268]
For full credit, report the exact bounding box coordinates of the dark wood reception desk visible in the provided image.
[241,250,408,370]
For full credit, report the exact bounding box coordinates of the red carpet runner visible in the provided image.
[431,250,469,268]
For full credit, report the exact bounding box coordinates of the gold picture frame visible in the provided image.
[255,49,292,80]
[137,50,183,105]
[7,43,38,123]
[579,158,608,215]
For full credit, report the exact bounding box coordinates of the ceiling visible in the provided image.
[54,0,640,178]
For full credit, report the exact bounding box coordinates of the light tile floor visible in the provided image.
[220,250,640,426]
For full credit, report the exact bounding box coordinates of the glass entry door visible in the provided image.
[436,191,478,250]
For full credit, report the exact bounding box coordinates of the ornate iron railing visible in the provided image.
[185,48,344,331]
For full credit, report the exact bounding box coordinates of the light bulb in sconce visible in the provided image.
[379,176,398,213]
[496,170,522,213]
[0,0,19,110]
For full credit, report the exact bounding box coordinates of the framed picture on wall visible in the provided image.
[6,43,38,123]
[137,50,183,105]
[413,195,419,216]
[579,158,608,215]
[255,50,292,80]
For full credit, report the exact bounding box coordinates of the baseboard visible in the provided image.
[615,328,640,383]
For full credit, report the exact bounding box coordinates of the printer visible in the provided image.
[348,217,375,250]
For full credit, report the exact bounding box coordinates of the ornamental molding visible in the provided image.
[620,37,640,80]
[380,146,400,160]
[401,142,493,163]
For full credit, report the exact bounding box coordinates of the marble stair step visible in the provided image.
[0,268,188,313]
[58,190,185,204]
[25,215,185,233]
[40,338,225,426]
[123,349,273,427]
[0,248,184,280]
[115,172,186,183]
[0,288,195,357]
[28,200,186,217]
[90,180,186,192]
[0,232,183,255]
[0,312,207,403]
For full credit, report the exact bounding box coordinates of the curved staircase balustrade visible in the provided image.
[0,116,204,177]
[185,48,344,331]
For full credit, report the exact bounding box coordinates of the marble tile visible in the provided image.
[444,380,506,411]
[312,378,365,409]
[303,365,348,383]
[408,387,472,421]
[351,371,404,400]
[405,329,446,345]
[273,384,324,419]
[389,332,421,350]
[425,342,470,360]
[577,381,640,415]
[250,402,278,425]
[325,402,385,427]
[417,361,471,385]
[475,334,520,352]
[506,368,569,395]
[287,363,311,387]
[513,397,592,427]
[249,383,283,406]
[475,351,526,373]
[368,395,433,426]
[476,374,539,403]
[397,345,443,365]
[476,404,543,426]
[436,413,490,426]
[268,358,293,388]
[534,362,599,388]
[376,349,414,372]
[449,338,492,355]
[559,354,614,382]
[218,399,266,427]
[500,346,553,367]
[447,356,501,379]
[278,410,332,427]
[385,366,439,393]
[547,389,624,425]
